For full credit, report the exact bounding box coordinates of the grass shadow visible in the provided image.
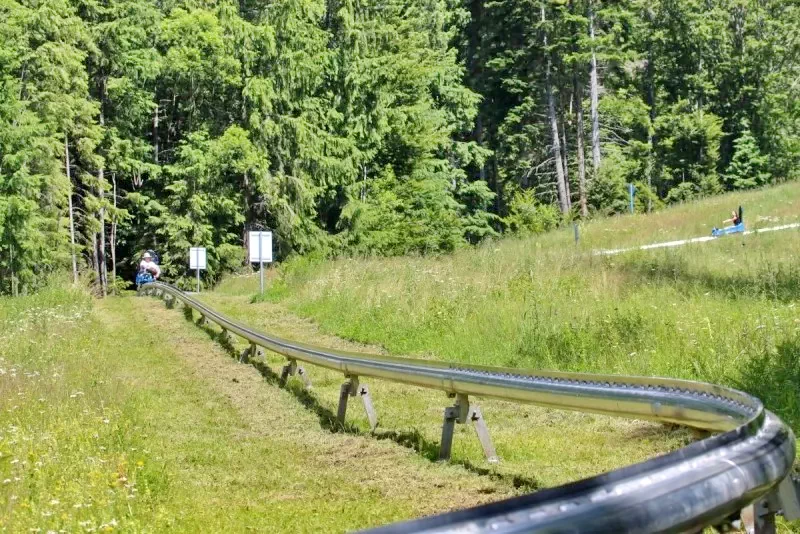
[734,336,800,432]
[615,254,800,302]
[372,427,540,491]
[179,305,541,492]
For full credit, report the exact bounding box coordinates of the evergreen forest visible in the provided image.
[1,0,798,293]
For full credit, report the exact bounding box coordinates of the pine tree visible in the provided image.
[725,119,769,190]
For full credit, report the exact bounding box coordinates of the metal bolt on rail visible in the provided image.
[337,376,378,431]
[439,393,498,463]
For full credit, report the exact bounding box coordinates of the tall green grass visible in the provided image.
[259,182,800,432]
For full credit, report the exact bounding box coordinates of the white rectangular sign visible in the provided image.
[248,231,273,263]
[189,247,207,270]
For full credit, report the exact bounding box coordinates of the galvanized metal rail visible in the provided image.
[140,282,799,533]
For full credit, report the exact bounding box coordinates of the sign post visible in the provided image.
[628,183,636,214]
[189,247,207,293]
[248,231,273,294]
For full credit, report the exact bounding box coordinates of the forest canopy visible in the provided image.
[1,0,798,293]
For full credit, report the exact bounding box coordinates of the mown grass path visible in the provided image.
[1,291,522,532]
[1,288,696,532]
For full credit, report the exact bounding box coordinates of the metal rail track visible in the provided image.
[140,282,799,533]
[594,222,800,256]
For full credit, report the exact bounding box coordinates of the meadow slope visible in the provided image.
[264,182,800,438]
[2,182,799,532]
[1,284,695,531]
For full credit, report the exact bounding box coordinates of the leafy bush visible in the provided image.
[503,190,561,234]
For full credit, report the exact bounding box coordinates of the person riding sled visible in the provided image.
[712,206,744,237]
[136,251,161,287]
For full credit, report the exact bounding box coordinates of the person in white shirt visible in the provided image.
[139,252,161,280]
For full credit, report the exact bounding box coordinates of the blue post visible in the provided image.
[628,183,636,214]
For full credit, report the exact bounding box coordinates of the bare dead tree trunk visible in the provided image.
[646,66,655,213]
[574,74,588,217]
[111,173,117,285]
[91,230,100,293]
[645,6,656,213]
[66,135,78,284]
[97,110,108,297]
[243,170,250,247]
[542,4,569,214]
[153,103,159,164]
[561,116,572,209]
[589,0,601,178]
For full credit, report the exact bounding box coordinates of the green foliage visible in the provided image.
[338,166,465,255]
[503,190,561,235]
[725,120,770,189]
[1,0,799,293]
[654,102,724,201]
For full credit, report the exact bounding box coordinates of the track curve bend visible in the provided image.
[141,282,796,533]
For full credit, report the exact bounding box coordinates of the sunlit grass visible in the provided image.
[262,183,800,433]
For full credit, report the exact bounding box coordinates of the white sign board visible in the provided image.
[248,231,273,263]
[189,247,207,270]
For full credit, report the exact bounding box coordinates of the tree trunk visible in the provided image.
[111,173,117,285]
[98,183,107,296]
[10,245,17,297]
[646,58,655,213]
[476,114,486,182]
[574,75,588,217]
[589,0,601,178]
[561,116,572,209]
[91,231,100,293]
[65,135,78,284]
[645,6,656,211]
[542,4,569,214]
[153,103,159,164]
[97,110,108,297]
[468,0,487,184]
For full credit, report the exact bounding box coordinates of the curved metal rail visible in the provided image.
[140,282,797,533]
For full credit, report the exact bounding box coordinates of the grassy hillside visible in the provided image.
[2,182,798,531]
[1,282,699,531]
[262,182,800,432]
[0,286,525,531]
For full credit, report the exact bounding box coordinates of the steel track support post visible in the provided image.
[239,343,257,364]
[197,315,206,327]
[337,377,357,426]
[439,406,458,461]
[469,405,499,463]
[439,394,498,463]
[336,376,377,430]
[279,359,297,387]
[741,494,779,534]
[777,475,800,521]
[358,384,378,431]
[296,365,312,389]
[165,295,175,309]
[220,328,231,345]
[278,359,311,388]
